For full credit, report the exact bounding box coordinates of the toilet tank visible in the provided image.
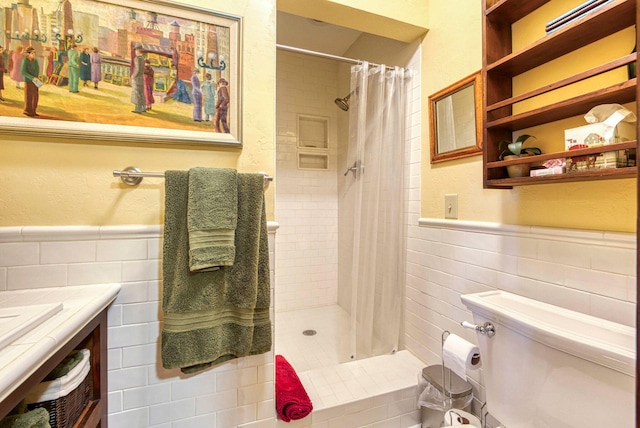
[461,291,635,428]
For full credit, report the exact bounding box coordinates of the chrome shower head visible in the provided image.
[334,94,351,111]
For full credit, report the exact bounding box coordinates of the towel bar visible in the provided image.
[113,166,273,190]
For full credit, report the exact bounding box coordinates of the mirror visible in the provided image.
[429,71,482,163]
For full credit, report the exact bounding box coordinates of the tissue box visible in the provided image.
[594,149,636,169]
[564,122,636,149]
[566,149,635,172]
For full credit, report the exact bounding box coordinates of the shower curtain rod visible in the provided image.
[276,44,401,71]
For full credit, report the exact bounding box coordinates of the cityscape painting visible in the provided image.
[0,0,241,146]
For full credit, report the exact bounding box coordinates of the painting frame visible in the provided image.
[0,0,242,147]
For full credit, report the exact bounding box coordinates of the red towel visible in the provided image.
[275,355,313,421]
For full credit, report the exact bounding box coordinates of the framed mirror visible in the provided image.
[429,71,482,163]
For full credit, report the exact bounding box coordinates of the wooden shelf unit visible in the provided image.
[482,0,638,188]
[0,309,108,427]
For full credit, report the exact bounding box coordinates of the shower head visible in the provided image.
[334,94,351,111]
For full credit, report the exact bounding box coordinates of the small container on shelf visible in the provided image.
[530,166,565,177]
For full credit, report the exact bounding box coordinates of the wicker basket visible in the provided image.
[26,349,91,428]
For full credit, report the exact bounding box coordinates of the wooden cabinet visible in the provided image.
[482,0,637,188]
[0,309,108,427]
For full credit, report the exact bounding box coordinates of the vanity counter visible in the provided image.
[0,283,120,425]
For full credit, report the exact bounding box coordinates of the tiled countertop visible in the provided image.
[0,283,120,404]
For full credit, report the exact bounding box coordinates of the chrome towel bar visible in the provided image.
[113,166,273,190]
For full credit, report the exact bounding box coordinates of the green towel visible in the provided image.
[0,408,51,428]
[162,171,271,374]
[43,350,83,381]
[187,167,238,272]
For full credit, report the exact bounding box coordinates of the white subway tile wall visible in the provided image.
[275,50,340,312]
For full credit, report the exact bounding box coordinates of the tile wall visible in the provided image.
[275,50,341,312]
[0,224,278,428]
[404,219,637,409]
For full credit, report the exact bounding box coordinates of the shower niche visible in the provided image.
[297,114,329,170]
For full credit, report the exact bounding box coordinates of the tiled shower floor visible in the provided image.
[275,305,425,410]
[275,305,352,372]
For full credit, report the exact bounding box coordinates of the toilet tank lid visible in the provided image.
[461,291,635,377]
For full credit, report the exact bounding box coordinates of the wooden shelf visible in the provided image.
[485,0,551,23]
[486,166,637,187]
[487,54,636,113]
[482,0,638,189]
[486,141,637,168]
[486,79,637,130]
[487,0,635,76]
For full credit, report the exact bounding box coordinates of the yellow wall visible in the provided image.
[421,0,637,232]
[0,0,276,226]
[2,0,636,232]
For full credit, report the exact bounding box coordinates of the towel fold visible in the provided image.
[26,349,90,404]
[43,350,84,381]
[162,171,271,374]
[275,355,313,422]
[0,408,51,428]
[188,167,238,272]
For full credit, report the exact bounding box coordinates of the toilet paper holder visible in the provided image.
[461,321,496,337]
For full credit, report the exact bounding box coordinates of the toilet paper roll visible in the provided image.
[442,333,481,380]
[444,409,481,427]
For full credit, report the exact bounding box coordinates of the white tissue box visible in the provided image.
[564,122,635,149]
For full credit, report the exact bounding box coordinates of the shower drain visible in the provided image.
[302,329,317,336]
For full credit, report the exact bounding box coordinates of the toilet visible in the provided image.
[461,290,635,428]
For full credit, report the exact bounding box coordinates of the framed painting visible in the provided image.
[0,0,242,146]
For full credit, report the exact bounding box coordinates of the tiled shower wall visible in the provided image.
[275,50,342,312]
[0,225,278,428]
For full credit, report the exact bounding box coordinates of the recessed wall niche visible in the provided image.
[297,114,329,170]
[297,114,328,149]
[298,153,329,170]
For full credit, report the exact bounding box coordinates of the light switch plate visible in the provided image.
[445,194,458,219]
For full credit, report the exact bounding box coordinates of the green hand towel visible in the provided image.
[43,350,83,381]
[188,167,238,272]
[0,408,51,428]
[162,171,271,374]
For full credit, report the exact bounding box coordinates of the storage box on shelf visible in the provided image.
[26,349,91,428]
[482,0,638,188]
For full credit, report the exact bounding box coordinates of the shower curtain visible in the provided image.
[344,61,410,360]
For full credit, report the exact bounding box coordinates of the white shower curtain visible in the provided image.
[344,61,410,359]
